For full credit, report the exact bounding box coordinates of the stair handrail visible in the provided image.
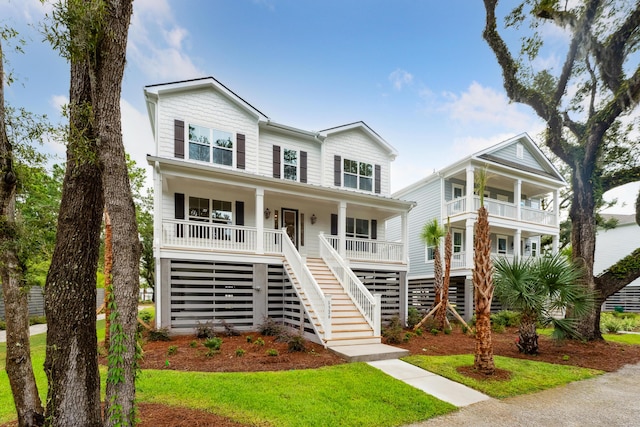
[281,230,331,341]
[318,233,380,336]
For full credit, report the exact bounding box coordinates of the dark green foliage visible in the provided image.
[235,348,245,357]
[138,309,153,324]
[166,345,178,356]
[258,317,285,336]
[266,348,279,357]
[189,340,198,348]
[382,316,404,344]
[195,321,216,339]
[0,320,5,330]
[491,310,522,328]
[203,337,222,351]
[287,334,306,352]
[253,337,265,346]
[28,315,47,326]
[406,307,422,329]
[147,328,170,342]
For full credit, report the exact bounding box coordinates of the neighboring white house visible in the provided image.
[388,134,566,319]
[144,77,414,346]
[596,214,640,312]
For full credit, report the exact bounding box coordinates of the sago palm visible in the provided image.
[421,219,446,330]
[473,166,495,375]
[494,253,592,355]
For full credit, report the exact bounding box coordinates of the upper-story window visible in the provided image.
[283,148,298,181]
[344,159,373,191]
[188,124,233,166]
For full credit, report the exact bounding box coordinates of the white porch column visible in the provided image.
[401,211,408,263]
[553,189,560,227]
[255,187,264,254]
[514,229,521,258]
[153,161,163,328]
[514,179,522,221]
[338,201,347,258]
[552,234,559,255]
[466,166,474,212]
[465,218,474,268]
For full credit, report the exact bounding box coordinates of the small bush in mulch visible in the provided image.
[195,321,216,339]
[258,317,285,336]
[382,316,404,344]
[218,319,240,336]
[287,334,307,352]
[148,328,171,342]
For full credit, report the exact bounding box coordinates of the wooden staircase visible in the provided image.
[304,258,380,347]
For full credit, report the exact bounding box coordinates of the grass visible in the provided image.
[403,355,602,399]
[538,328,640,345]
[1,319,455,426]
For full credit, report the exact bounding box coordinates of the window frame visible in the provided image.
[497,235,508,255]
[282,148,299,182]
[187,123,235,167]
[343,158,373,192]
[346,217,370,239]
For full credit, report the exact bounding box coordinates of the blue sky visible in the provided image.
[2,0,637,213]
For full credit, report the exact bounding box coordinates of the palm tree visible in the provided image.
[421,219,446,330]
[494,254,592,354]
[440,218,453,330]
[473,167,495,375]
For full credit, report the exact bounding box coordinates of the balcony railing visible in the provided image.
[445,197,556,226]
[161,220,405,263]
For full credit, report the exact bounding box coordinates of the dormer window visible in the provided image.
[344,159,373,191]
[188,124,233,166]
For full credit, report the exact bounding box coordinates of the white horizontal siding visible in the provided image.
[322,128,391,196]
[491,142,544,172]
[157,88,259,172]
[258,129,321,184]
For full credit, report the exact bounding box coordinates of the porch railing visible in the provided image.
[474,196,517,219]
[325,236,404,263]
[162,220,257,252]
[451,251,466,269]
[263,229,283,254]
[521,206,556,225]
[281,230,331,341]
[446,198,466,216]
[319,234,380,336]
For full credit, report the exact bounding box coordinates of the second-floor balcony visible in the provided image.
[161,220,406,264]
[445,196,556,226]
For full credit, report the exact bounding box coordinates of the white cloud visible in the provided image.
[128,0,204,82]
[0,0,52,24]
[389,69,413,91]
[121,99,154,188]
[50,95,68,115]
[442,81,534,130]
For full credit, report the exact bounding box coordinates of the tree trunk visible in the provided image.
[437,225,452,330]
[517,312,539,355]
[0,38,44,427]
[569,164,601,340]
[433,246,444,330]
[91,2,138,425]
[473,206,495,375]
[104,211,112,349]
[43,58,104,427]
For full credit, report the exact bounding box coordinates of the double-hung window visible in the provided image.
[346,217,369,239]
[344,159,373,191]
[188,124,233,166]
[283,148,298,181]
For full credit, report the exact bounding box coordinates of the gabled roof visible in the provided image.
[144,77,270,133]
[320,121,399,160]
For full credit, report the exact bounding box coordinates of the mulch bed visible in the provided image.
[5,327,640,426]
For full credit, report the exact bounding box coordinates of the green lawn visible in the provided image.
[403,355,602,399]
[1,321,455,426]
[538,328,640,345]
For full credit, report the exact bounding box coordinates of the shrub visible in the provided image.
[0,321,6,330]
[189,340,198,348]
[235,348,246,357]
[258,317,284,336]
[406,307,422,329]
[266,348,279,357]
[246,335,253,343]
[195,321,216,339]
[403,332,414,342]
[382,316,404,344]
[287,334,306,352]
[203,337,222,351]
[253,337,265,346]
[601,313,623,333]
[491,310,521,328]
[218,319,240,337]
[138,308,154,324]
[430,328,439,336]
[415,327,423,336]
[444,328,452,335]
[29,316,47,326]
[148,328,170,342]
[167,345,178,356]
[491,323,506,333]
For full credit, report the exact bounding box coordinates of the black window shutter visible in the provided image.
[174,120,185,159]
[371,219,378,240]
[330,214,338,235]
[374,164,381,194]
[175,193,185,238]
[334,155,341,186]
[175,193,185,219]
[273,145,281,178]
[237,134,246,170]
[300,151,307,183]
[235,201,245,243]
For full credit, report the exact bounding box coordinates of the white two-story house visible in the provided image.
[389,134,565,320]
[145,77,414,347]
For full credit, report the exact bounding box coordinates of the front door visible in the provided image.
[282,208,298,249]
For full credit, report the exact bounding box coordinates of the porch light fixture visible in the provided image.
[310,214,317,224]
[264,208,271,219]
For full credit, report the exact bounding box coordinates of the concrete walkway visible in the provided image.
[368,359,490,407]
[404,362,640,426]
[1,313,106,343]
